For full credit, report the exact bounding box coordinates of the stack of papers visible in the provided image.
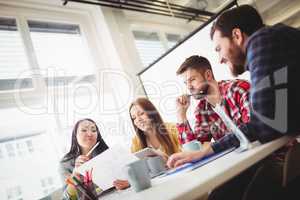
[76,145,138,190]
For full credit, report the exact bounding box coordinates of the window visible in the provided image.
[3,141,32,158]
[0,14,101,199]
[0,17,32,91]
[16,142,26,156]
[40,177,55,196]
[0,146,3,158]
[0,18,96,92]
[5,143,16,158]
[132,30,165,67]
[28,20,95,86]
[6,186,22,200]
[166,33,181,49]
[0,3,121,200]
[132,30,184,67]
[25,140,34,153]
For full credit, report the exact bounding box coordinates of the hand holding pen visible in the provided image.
[176,91,205,113]
[176,94,191,124]
[74,142,100,168]
[75,155,90,168]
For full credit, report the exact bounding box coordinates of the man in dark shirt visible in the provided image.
[167,5,300,200]
[167,5,300,168]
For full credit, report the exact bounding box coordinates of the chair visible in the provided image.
[282,142,300,187]
[242,160,283,200]
[242,141,300,200]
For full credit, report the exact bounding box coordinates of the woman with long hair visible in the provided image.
[129,98,181,160]
[60,118,129,199]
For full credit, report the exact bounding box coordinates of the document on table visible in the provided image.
[76,145,138,191]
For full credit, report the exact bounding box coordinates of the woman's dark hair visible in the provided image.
[61,118,108,162]
[210,5,264,39]
[129,98,176,155]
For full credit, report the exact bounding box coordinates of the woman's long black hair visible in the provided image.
[61,118,108,162]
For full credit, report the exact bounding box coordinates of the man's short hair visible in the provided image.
[176,55,212,75]
[210,5,264,39]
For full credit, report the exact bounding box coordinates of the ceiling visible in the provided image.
[63,0,300,29]
[170,0,300,28]
[63,0,217,22]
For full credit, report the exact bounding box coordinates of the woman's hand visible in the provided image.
[113,179,130,190]
[75,155,90,168]
[72,155,90,177]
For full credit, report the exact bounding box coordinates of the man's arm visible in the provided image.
[176,100,212,144]
[176,121,197,144]
[211,32,286,153]
[176,95,204,144]
[235,80,251,124]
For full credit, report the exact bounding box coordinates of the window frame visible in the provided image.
[130,23,192,67]
[0,3,102,107]
[0,1,127,199]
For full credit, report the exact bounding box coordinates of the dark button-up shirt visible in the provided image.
[212,24,300,153]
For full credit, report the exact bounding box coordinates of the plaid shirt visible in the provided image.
[177,79,250,145]
[211,24,300,153]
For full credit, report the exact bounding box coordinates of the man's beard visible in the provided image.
[229,47,246,77]
[191,82,209,100]
[231,64,245,77]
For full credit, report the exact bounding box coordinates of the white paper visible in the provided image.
[76,145,138,190]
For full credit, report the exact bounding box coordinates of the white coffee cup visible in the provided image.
[182,140,202,152]
[125,159,151,192]
[146,156,166,177]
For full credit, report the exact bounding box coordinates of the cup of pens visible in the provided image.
[67,169,99,200]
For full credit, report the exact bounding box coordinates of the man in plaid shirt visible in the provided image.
[176,55,250,145]
[168,5,300,168]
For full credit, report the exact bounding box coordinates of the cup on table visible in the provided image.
[182,140,202,152]
[146,156,167,177]
[125,159,151,192]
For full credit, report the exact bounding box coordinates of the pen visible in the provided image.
[187,91,206,99]
[86,141,100,157]
[66,177,76,187]
[89,167,93,182]
[84,168,93,184]
[71,178,92,200]
[84,170,88,185]
[72,176,96,200]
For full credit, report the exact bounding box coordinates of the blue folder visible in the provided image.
[163,147,236,177]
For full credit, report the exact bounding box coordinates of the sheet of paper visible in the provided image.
[76,145,138,190]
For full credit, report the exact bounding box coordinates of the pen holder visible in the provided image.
[72,175,98,200]
[82,181,99,200]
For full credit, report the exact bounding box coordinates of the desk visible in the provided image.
[102,136,292,200]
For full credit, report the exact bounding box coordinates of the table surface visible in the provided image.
[101,136,292,200]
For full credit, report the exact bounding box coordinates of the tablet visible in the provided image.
[133,147,159,159]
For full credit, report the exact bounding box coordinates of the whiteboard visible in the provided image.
[139,20,250,123]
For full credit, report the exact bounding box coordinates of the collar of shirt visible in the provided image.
[194,81,225,114]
